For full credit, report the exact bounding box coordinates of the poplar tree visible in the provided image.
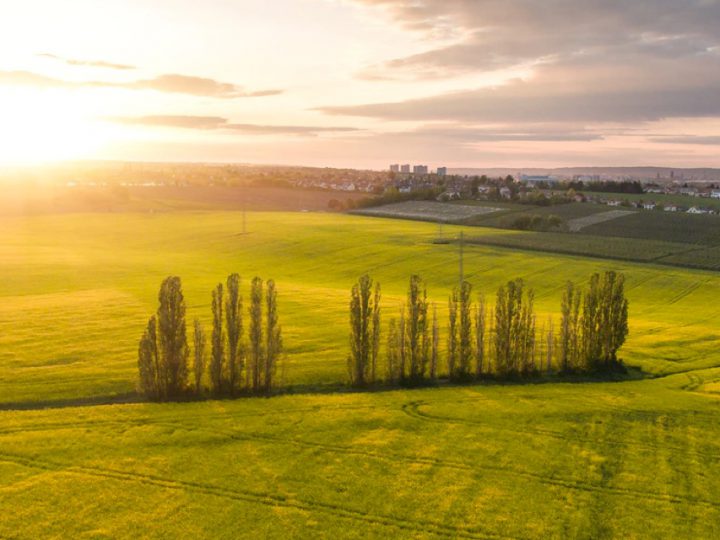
[398,308,406,380]
[249,276,264,392]
[520,297,536,375]
[457,281,473,379]
[474,295,486,377]
[495,282,510,376]
[138,316,159,399]
[348,274,380,386]
[580,271,629,371]
[537,319,546,373]
[545,316,555,373]
[487,314,496,375]
[157,276,189,398]
[559,281,581,372]
[371,282,381,383]
[447,288,459,378]
[610,272,629,364]
[597,271,629,368]
[264,279,282,393]
[494,279,533,376]
[430,305,439,380]
[386,317,400,383]
[582,273,603,369]
[405,275,429,383]
[193,318,206,396]
[225,273,243,394]
[210,283,224,395]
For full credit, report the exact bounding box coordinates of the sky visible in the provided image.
[0,0,719,169]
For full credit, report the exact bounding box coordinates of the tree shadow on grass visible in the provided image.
[0,365,650,411]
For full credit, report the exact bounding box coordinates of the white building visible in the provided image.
[389,164,400,173]
[437,167,448,177]
[400,164,411,173]
[521,174,555,186]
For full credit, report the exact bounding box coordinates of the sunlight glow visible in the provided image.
[0,88,114,164]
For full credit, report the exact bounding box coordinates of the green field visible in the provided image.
[465,230,692,263]
[581,210,720,245]
[442,199,720,271]
[1,211,720,538]
[591,191,720,211]
[461,201,613,228]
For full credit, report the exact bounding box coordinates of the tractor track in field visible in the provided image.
[148,420,720,511]
[3,415,720,514]
[0,403,380,437]
[3,389,718,463]
[400,400,720,463]
[682,373,705,392]
[0,451,509,540]
[666,279,706,305]
[406,389,720,427]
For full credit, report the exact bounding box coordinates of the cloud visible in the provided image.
[319,82,720,123]
[398,124,605,142]
[108,115,361,136]
[341,1,720,127]
[38,53,135,70]
[0,70,69,88]
[0,70,281,99]
[225,123,360,135]
[356,1,720,62]
[109,115,228,129]
[649,135,720,145]
[124,74,282,98]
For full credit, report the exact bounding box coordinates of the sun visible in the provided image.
[0,87,112,165]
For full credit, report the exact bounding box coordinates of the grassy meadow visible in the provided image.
[1,210,720,538]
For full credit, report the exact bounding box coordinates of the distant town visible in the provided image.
[4,161,720,215]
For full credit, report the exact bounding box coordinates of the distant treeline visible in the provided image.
[137,275,282,401]
[347,271,628,386]
[564,180,644,194]
[507,213,565,232]
[329,187,442,211]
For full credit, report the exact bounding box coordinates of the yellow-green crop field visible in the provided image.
[1,211,719,538]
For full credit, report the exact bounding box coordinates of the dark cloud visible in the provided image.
[0,70,281,99]
[108,115,360,136]
[319,81,720,123]
[343,1,720,129]
[38,53,135,70]
[356,0,720,76]
[357,1,720,60]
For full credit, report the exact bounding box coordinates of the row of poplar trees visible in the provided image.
[138,274,282,400]
[347,271,628,386]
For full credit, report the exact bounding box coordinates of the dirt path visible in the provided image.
[567,209,634,232]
